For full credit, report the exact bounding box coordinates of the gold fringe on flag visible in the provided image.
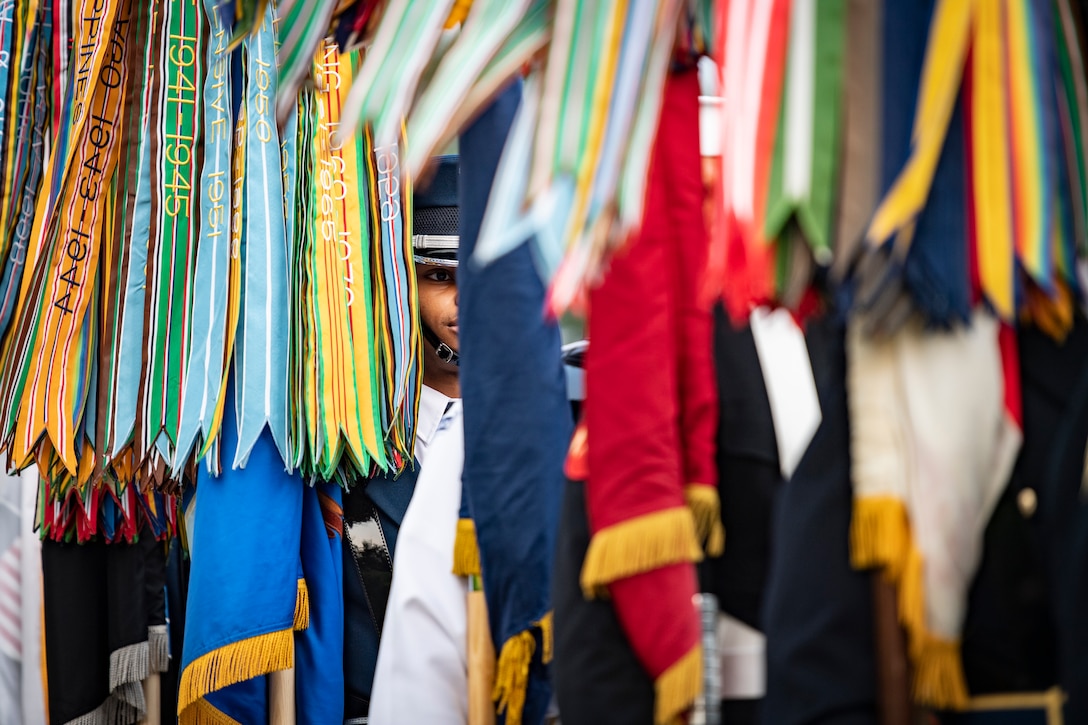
[849,495,969,709]
[452,518,482,577]
[184,697,244,725]
[491,612,553,725]
[492,629,535,725]
[294,579,310,631]
[444,0,474,28]
[177,628,294,721]
[913,636,969,710]
[536,611,554,664]
[684,484,725,556]
[654,644,703,725]
[849,495,910,579]
[579,507,703,599]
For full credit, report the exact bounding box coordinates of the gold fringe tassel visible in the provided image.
[183,697,243,725]
[444,0,473,27]
[535,612,554,664]
[849,495,910,578]
[849,495,969,710]
[654,644,703,725]
[177,628,294,720]
[898,546,926,657]
[452,518,482,577]
[913,636,969,710]
[294,578,310,631]
[492,629,535,725]
[684,484,725,556]
[580,507,703,598]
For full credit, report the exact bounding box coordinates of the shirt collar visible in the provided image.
[416,385,454,452]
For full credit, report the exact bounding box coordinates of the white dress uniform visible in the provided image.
[368,395,469,724]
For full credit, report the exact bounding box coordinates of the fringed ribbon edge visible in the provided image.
[294,578,310,631]
[452,518,482,577]
[654,643,703,725]
[177,628,294,720]
[684,483,725,556]
[492,612,554,725]
[149,624,170,674]
[579,506,703,599]
[850,495,968,709]
[182,697,244,725]
[445,0,474,28]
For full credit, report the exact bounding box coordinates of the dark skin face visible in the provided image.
[417,263,460,398]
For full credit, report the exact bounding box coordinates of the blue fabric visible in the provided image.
[415,154,460,210]
[762,316,878,725]
[342,466,419,711]
[296,481,345,725]
[342,540,378,713]
[181,377,302,723]
[458,484,472,521]
[364,467,418,554]
[904,89,971,328]
[879,0,933,196]
[458,79,573,724]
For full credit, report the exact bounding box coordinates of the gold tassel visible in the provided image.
[850,495,910,580]
[912,636,968,710]
[684,484,726,556]
[177,628,294,719]
[850,495,969,710]
[580,507,703,598]
[452,518,482,577]
[492,629,536,725]
[294,578,310,631]
[654,644,703,725]
[898,546,926,658]
[184,697,243,725]
[444,0,473,28]
[535,612,554,664]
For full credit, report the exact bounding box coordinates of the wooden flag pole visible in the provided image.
[269,668,296,725]
[871,576,915,725]
[467,578,496,725]
[138,674,160,725]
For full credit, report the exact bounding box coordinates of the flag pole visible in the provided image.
[871,577,914,725]
[269,668,296,724]
[467,575,496,725]
[138,674,160,725]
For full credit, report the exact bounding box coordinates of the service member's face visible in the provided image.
[417,263,459,374]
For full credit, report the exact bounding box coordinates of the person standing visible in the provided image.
[343,156,464,723]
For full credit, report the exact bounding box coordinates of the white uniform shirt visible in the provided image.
[368,394,469,724]
[413,384,453,468]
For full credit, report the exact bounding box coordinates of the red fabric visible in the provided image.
[998,322,1022,428]
[713,0,790,322]
[668,71,721,489]
[586,68,719,531]
[583,69,714,683]
[610,562,701,679]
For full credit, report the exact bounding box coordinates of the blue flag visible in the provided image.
[459,80,573,725]
[179,377,304,723]
[295,480,345,725]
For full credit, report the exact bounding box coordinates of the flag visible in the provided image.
[294,480,344,725]
[458,78,572,725]
[178,376,305,724]
[576,67,716,725]
[42,519,168,724]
